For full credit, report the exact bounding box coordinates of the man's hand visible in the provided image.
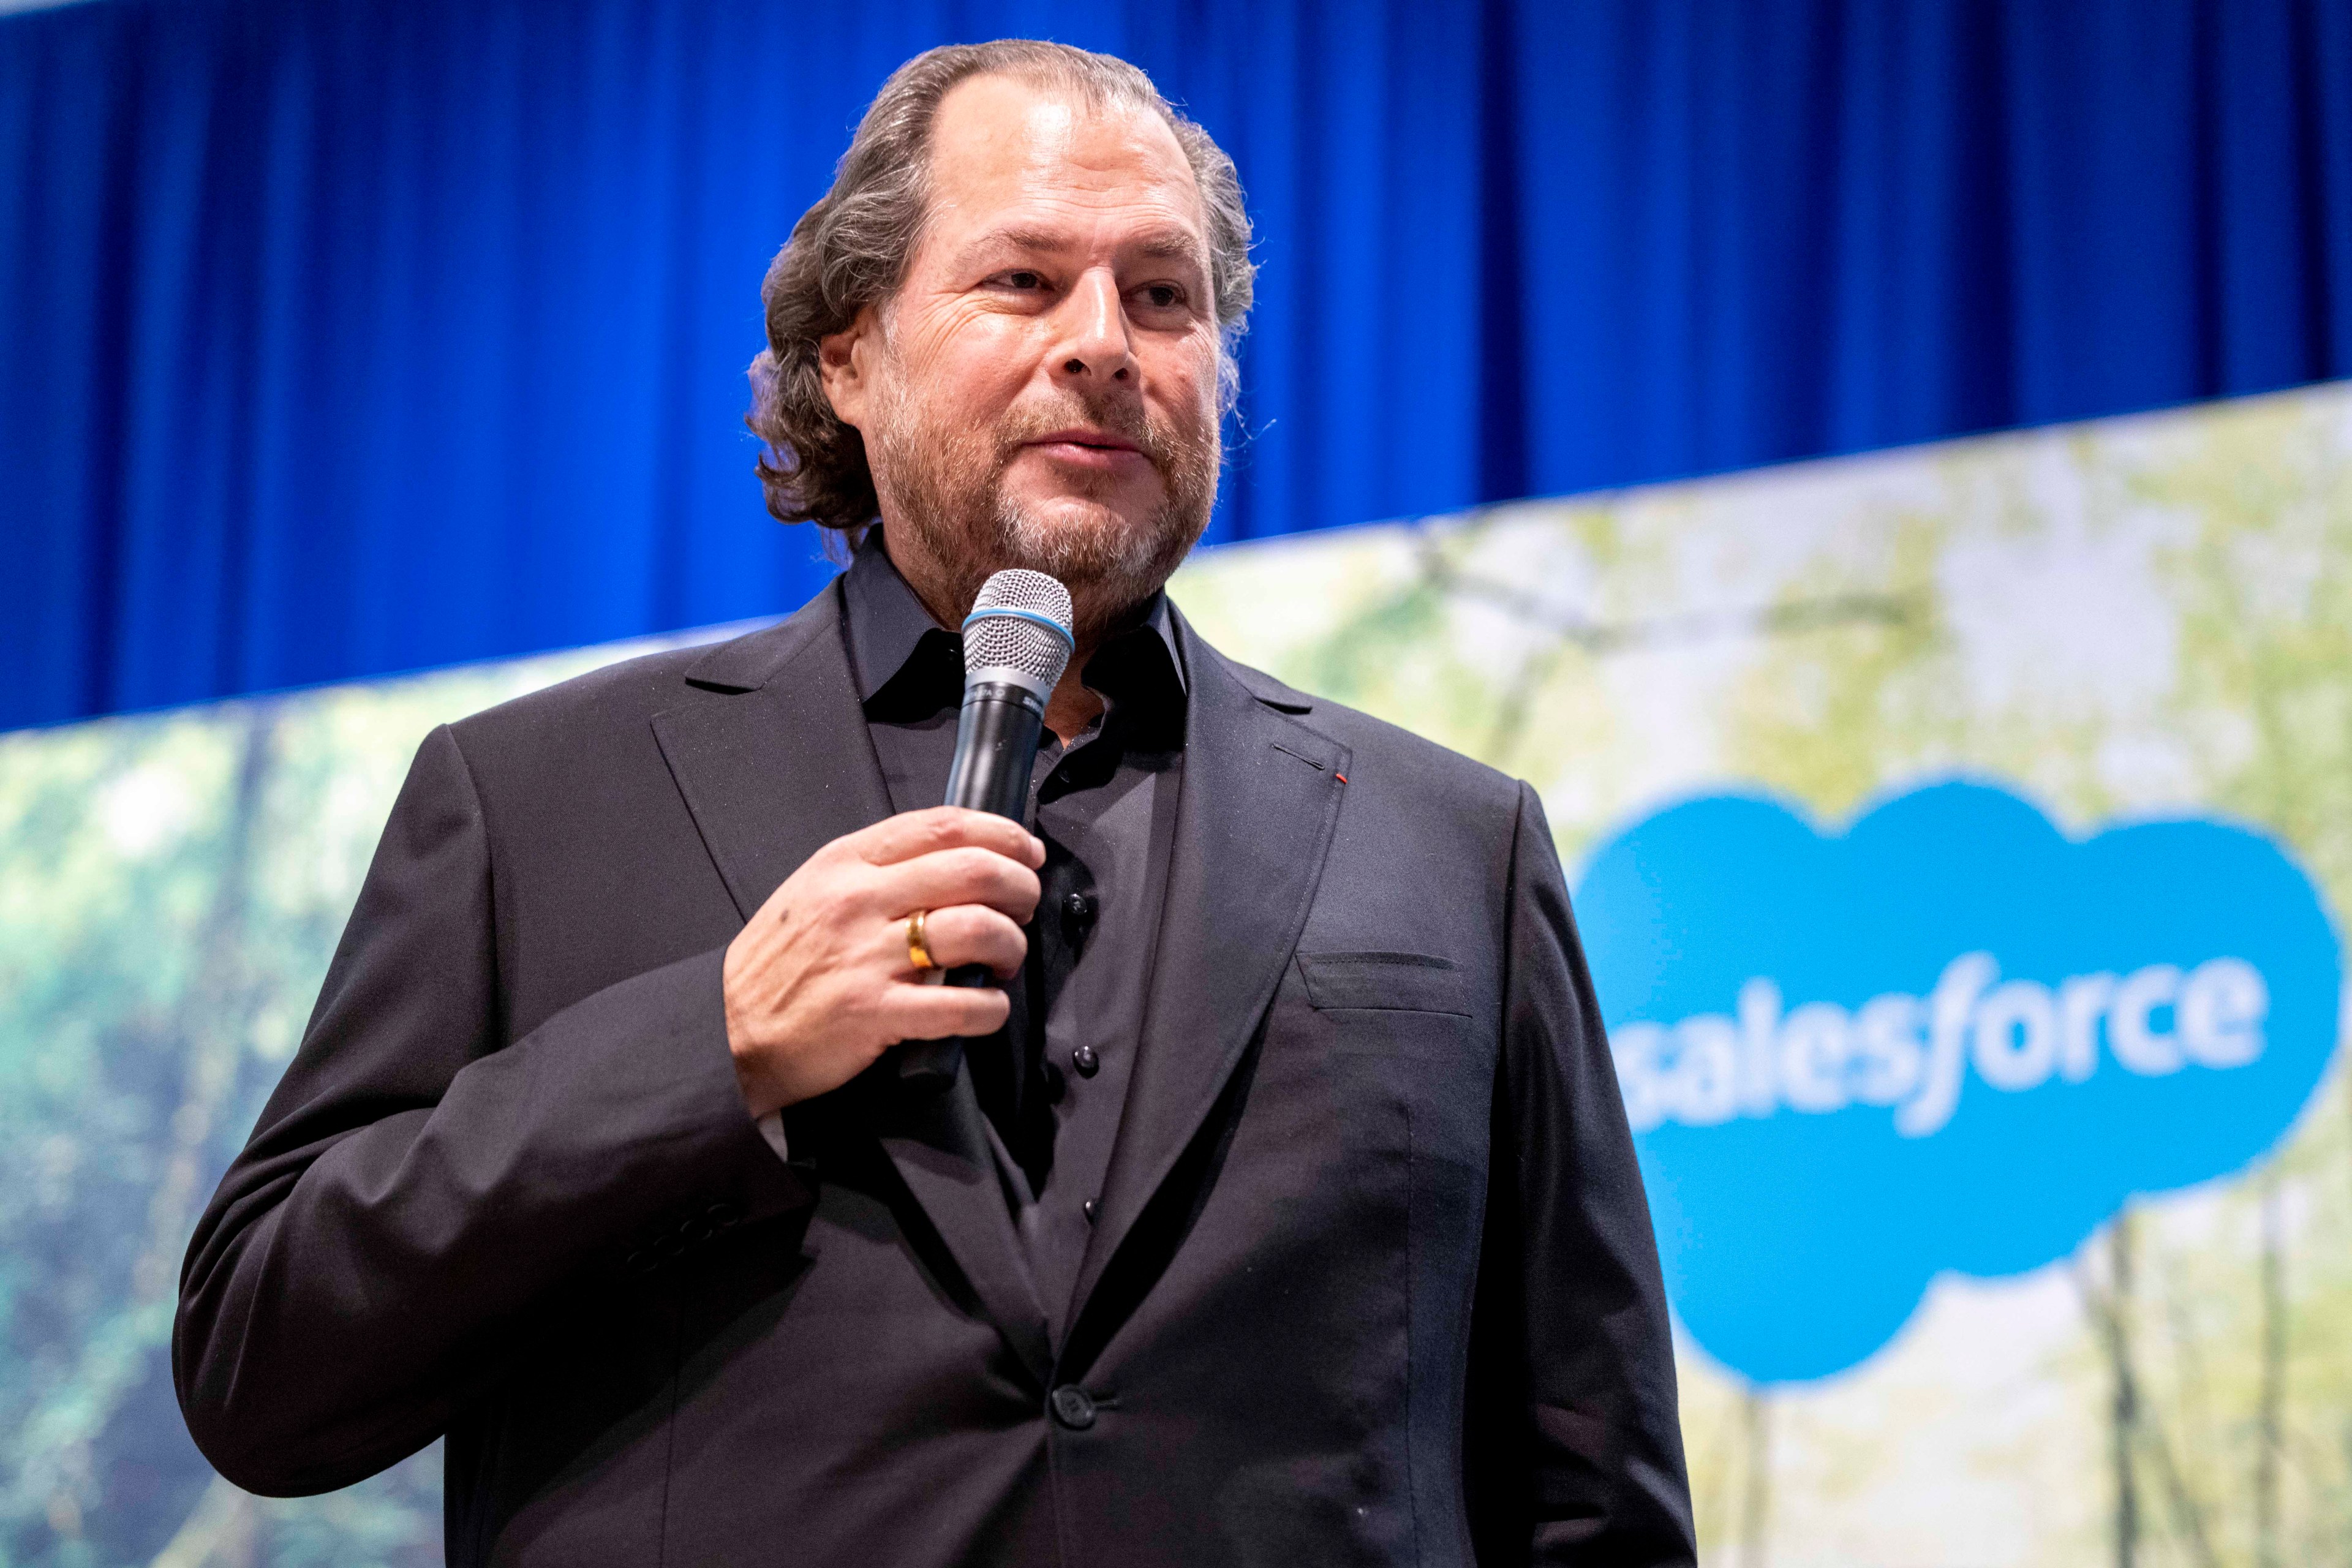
[722,807,1045,1117]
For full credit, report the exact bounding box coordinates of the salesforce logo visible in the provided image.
[1574,782,2341,1386]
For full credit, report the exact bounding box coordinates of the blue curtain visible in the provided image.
[5,0,2350,731]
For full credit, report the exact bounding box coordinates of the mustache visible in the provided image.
[993,394,1183,471]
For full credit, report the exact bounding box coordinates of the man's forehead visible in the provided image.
[924,73,1204,236]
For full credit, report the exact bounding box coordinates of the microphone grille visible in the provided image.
[963,570,1075,692]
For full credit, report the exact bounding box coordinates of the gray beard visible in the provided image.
[865,380,1218,646]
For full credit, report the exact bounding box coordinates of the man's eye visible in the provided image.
[1137,284,1185,309]
[999,270,1046,290]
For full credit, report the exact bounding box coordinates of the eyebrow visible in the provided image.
[961,224,1207,269]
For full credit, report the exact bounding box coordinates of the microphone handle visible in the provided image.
[942,681,1046,820]
[897,683,1045,1094]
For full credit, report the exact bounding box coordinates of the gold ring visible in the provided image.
[907,909,936,971]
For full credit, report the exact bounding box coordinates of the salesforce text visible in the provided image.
[1610,954,2269,1137]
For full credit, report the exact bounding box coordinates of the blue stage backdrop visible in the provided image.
[4,0,2351,731]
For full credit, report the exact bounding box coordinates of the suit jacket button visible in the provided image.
[1049,1385,1097,1430]
[1070,1044,1100,1078]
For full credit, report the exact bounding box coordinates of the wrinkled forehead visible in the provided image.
[919,72,1207,254]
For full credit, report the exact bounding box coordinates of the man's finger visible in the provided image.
[849,807,1044,870]
[884,981,1013,1042]
[900,904,1027,978]
[872,846,1042,923]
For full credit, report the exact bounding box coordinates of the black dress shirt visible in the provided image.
[842,533,1186,1352]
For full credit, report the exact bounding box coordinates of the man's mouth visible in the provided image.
[1025,428,1149,467]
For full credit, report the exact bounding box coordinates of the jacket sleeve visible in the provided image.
[172,723,807,1496]
[1465,780,1697,1566]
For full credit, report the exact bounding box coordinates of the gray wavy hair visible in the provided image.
[745,40,1255,545]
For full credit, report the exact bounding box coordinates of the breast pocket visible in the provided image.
[1293,952,1486,1176]
[1295,952,1471,1019]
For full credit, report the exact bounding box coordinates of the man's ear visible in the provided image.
[818,307,879,431]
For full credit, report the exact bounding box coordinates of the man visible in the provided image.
[175,39,1695,1567]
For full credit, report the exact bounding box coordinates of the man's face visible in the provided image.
[820,74,1223,636]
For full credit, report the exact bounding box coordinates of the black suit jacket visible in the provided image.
[175,581,1695,1566]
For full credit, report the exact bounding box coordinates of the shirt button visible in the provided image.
[1050,1385,1098,1430]
[1061,891,1097,936]
[1082,1197,1099,1224]
[1071,1044,1101,1078]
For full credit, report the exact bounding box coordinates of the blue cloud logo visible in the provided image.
[1574,782,2342,1385]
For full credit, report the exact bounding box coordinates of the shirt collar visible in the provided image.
[843,530,957,710]
[842,530,1188,735]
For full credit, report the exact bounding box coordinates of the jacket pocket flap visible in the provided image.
[1297,952,1470,1015]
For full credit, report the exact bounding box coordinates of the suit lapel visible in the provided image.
[651,584,887,921]
[650,583,1052,1385]
[1064,627,1351,1344]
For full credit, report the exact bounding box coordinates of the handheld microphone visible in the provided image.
[897,569,1075,1093]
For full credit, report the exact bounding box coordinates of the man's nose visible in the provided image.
[1048,270,1134,386]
